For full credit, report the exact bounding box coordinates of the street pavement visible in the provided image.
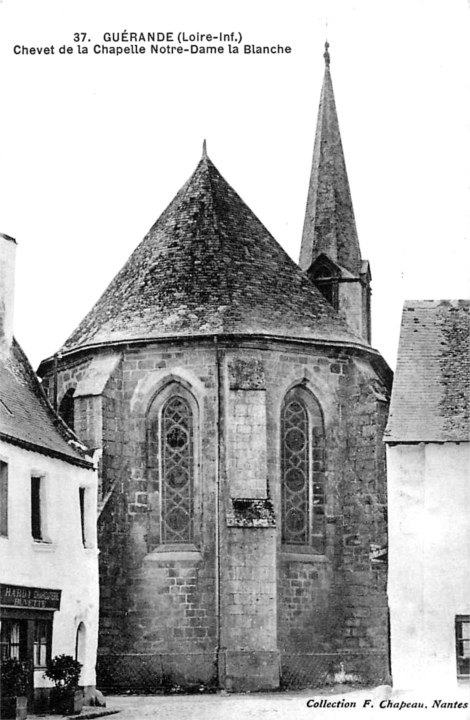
[29,684,470,720]
[103,686,470,720]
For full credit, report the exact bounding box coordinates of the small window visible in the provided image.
[456,616,470,678]
[31,476,44,541]
[313,267,339,310]
[0,460,8,537]
[34,620,52,668]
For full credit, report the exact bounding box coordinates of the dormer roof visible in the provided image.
[309,253,356,280]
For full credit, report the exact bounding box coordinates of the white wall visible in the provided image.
[387,441,470,690]
[0,441,99,689]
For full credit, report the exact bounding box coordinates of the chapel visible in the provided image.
[38,44,392,692]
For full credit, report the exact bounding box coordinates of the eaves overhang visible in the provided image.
[38,332,392,389]
[0,431,94,470]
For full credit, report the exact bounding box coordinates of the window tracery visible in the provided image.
[147,382,197,548]
[281,386,325,552]
[161,395,194,544]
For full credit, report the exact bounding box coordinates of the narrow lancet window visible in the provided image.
[281,387,326,552]
[161,395,194,544]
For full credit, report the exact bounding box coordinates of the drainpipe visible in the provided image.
[214,336,222,674]
[53,352,60,410]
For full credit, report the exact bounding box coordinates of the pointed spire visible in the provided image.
[299,45,372,343]
[202,139,208,159]
[299,43,361,275]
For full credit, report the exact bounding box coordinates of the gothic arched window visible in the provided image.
[161,395,194,544]
[281,387,326,553]
[147,383,197,548]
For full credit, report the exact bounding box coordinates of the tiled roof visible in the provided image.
[385,300,470,443]
[59,154,371,356]
[0,339,92,466]
[299,51,362,275]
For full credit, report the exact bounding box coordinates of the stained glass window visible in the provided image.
[281,387,325,551]
[161,395,194,544]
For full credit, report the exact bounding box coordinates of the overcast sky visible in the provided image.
[1,0,469,370]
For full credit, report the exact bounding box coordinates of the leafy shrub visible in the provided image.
[44,655,82,690]
[1,658,29,696]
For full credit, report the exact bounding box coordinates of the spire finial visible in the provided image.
[323,40,330,67]
[202,139,208,159]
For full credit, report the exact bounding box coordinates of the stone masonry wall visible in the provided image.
[41,353,93,413]
[219,527,278,691]
[337,279,372,344]
[226,357,267,499]
[264,348,348,655]
[40,352,129,655]
[102,342,219,670]
[263,345,389,682]
[337,356,389,680]
[219,353,278,690]
[39,337,390,688]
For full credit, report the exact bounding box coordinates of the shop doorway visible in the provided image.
[0,613,53,709]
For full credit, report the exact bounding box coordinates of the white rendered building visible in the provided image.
[385,300,470,690]
[0,233,99,711]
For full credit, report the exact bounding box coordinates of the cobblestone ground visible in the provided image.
[102,686,470,720]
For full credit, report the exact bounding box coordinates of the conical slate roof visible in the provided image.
[299,43,362,275]
[61,152,369,355]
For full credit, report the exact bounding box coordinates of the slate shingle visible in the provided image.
[0,339,92,466]
[385,300,470,443]
[60,155,370,355]
[299,53,362,275]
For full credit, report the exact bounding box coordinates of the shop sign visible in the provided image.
[0,584,61,611]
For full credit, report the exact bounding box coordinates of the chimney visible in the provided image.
[0,233,17,349]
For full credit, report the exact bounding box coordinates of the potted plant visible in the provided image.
[0,658,29,720]
[44,654,83,715]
